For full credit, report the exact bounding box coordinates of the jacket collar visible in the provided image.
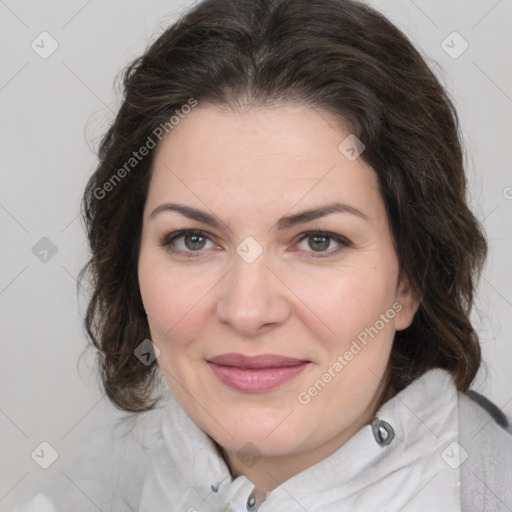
[139,368,462,511]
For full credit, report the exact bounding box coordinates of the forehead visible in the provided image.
[148,104,380,218]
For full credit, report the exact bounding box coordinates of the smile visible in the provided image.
[206,353,310,392]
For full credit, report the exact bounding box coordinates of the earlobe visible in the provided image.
[394,276,420,331]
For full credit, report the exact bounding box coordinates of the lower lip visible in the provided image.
[207,362,309,392]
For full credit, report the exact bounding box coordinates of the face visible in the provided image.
[138,104,418,462]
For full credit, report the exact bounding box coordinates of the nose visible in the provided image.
[215,252,291,336]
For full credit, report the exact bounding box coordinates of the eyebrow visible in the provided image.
[149,201,369,230]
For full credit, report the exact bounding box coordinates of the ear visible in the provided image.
[394,274,419,331]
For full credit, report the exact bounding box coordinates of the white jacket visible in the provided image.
[13,369,512,511]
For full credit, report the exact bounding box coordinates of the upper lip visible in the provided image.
[207,353,309,369]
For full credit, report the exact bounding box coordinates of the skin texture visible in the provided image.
[138,104,419,493]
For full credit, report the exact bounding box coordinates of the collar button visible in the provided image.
[246,493,257,510]
[371,419,395,446]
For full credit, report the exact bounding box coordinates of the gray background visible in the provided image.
[0,0,511,507]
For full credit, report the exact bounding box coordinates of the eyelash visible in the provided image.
[159,229,351,259]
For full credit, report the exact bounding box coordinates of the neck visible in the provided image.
[221,430,353,493]
[219,373,397,494]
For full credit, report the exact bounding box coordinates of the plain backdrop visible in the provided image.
[0,0,511,506]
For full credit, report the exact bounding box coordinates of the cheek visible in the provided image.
[138,255,218,347]
[289,264,398,343]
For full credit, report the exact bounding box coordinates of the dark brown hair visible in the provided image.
[80,0,487,412]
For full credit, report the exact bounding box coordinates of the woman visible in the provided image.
[19,0,511,510]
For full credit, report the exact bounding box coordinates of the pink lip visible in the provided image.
[206,353,310,392]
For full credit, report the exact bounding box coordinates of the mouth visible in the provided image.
[206,353,310,392]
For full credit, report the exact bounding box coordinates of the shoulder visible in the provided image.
[458,391,512,511]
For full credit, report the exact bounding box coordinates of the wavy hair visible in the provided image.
[80,0,487,412]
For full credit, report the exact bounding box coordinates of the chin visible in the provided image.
[209,414,310,458]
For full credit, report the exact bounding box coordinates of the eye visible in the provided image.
[294,231,351,257]
[160,229,351,259]
[160,229,217,256]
